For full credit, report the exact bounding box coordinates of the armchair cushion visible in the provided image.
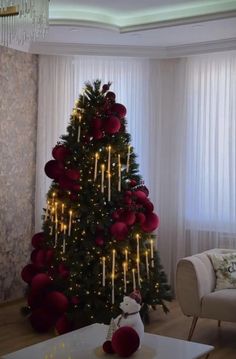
[207,252,236,290]
[201,289,236,321]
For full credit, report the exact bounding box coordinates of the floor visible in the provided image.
[0,299,235,358]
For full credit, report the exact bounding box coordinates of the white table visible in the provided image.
[1,323,214,359]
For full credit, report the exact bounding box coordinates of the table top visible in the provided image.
[2,323,214,359]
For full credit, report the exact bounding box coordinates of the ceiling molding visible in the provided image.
[121,10,236,33]
[49,10,236,34]
[29,38,236,58]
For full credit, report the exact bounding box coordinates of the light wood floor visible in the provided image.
[0,299,235,358]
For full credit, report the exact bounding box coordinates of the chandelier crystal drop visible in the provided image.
[0,0,50,46]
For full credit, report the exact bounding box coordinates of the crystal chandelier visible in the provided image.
[0,1,50,46]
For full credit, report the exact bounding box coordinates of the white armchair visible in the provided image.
[176,248,236,340]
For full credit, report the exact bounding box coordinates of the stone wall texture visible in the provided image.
[0,46,38,302]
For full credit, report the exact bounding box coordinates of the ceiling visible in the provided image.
[20,0,236,57]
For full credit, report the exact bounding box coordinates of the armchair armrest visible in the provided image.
[176,254,215,317]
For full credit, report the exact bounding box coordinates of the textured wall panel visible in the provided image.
[0,47,38,302]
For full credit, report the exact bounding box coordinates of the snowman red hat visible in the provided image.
[129,289,142,304]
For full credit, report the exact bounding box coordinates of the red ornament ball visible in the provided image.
[102,84,110,93]
[143,199,154,213]
[111,327,140,357]
[58,177,74,190]
[34,249,47,268]
[71,296,80,305]
[110,222,128,240]
[103,116,121,134]
[141,213,160,232]
[27,291,44,310]
[136,212,146,225]
[121,211,136,226]
[103,340,115,354]
[55,315,73,335]
[45,291,69,315]
[52,145,71,162]
[31,232,44,248]
[92,117,102,129]
[111,103,127,118]
[65,169,80,181]
[44,160,64,180]
[95,235,105,246]
[31,273,52,293]
[105,91,116,100]
[130,179,137,187]
[30,308,56,333]
[21,264,38,284]
[45,249,54,265]
[91,128,103,140]
[134,190,147,203]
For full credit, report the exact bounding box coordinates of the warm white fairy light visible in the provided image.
[150,239,154,267]
[63,225,67,253]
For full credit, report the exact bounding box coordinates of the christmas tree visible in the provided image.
[21,80,172,334]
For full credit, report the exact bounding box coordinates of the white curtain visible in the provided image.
[184,52,236,253]
[36,51,236,289]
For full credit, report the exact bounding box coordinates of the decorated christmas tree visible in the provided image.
[21,80,172,334]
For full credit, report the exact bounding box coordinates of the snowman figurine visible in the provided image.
[114,290,144,344]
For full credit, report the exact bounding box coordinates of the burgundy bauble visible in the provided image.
[31,273,52,293]
[102,84,110,93]
[141,213,160,232]
[105,91,116,100]
[27,291,44,310]
[92,117,102,129]
[71,296,80,305]
[30,308,56,333]
[130,179,137,187]
[34,249,47,268]
[125,190,132,197]
[134,190,147,203]
[71,183,81,192]
[121,211,136,226]
[95,235,105,246]
[103,340,115,354]
[21,264,38,284]
[112,210,120,220]
[111,103,127,119]
[91,129,103,140]
[45,249,54,265]
[110,222,128,240]
[52,145,71,162]
[31,249,39,263]
[124,196,132,205]
[44,160,64,180]
[65,168,80,181]
[111,326,140,357]
[58,263,70,279]
[143,199,154,213]
[103,116,121,134]
[31,232,44,249]
[45,291,69,315]
[58,177,74,191]
[55,315,73,335]
[136,212,146,225]
[139,185,149,197]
